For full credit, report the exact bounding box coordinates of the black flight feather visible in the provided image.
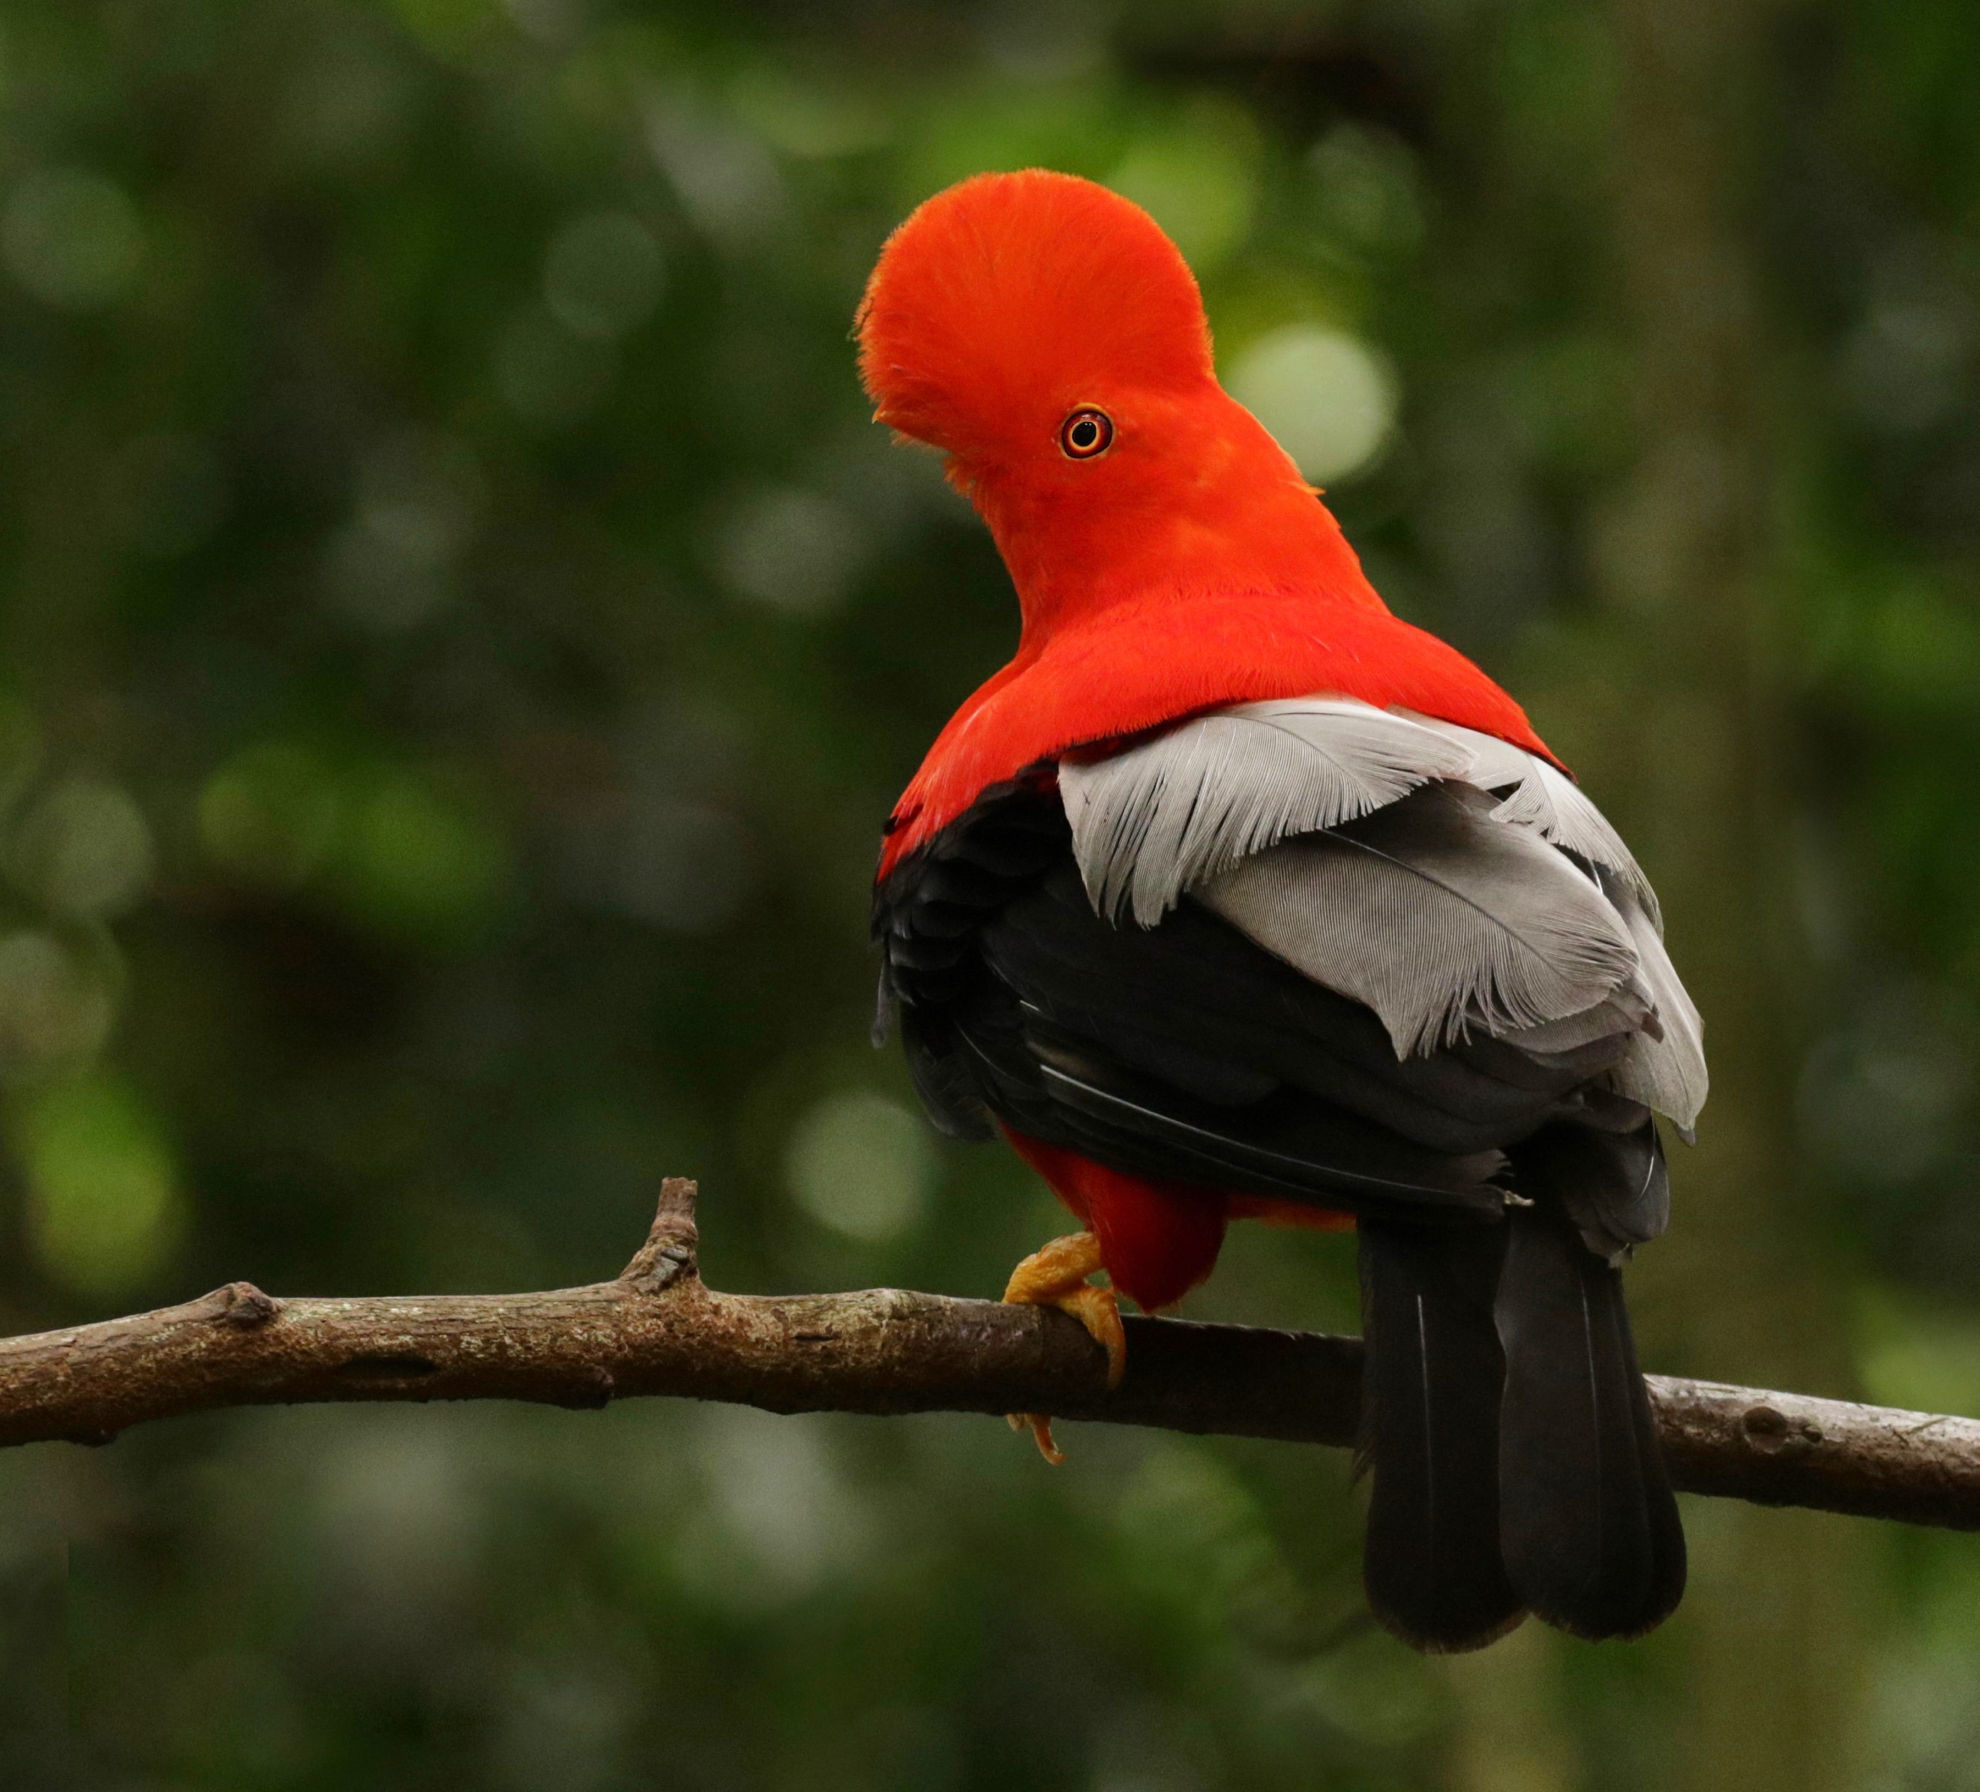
[1357,1217,1524,1651]
[873,774,1693,1652]
[1492,1165,1685,1639]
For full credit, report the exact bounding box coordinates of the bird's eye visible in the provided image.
[1059,408,1114,460]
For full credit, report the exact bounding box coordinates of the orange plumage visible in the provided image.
[860,170,1557,885]
[860,170,1543,1311]
[862,168,1695,1650]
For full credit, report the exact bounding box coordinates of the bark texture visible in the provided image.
[4,1179,1978,1533]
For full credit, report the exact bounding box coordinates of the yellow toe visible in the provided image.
[1008,1411,1066,1465]
[1055,1283,1127,1388]
[1000,1230,1128,1461]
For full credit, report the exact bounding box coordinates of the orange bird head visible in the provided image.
[856,169,1347,637]
[857,169,1214,463]
[859,170,1559,869]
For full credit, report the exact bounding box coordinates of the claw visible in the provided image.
[1001,1231,1126,1461]
[1010,1411,1065,1464]
[1055,1282,1127,1388]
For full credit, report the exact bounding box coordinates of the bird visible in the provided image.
[858,168,1703,1652]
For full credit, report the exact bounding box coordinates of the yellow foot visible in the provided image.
[1001,1231,1127,1463]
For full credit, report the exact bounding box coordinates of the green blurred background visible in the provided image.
[3,0,1980,1784]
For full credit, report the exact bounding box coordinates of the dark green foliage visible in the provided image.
[2,1,1979,1785]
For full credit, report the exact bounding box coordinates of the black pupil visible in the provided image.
[1065,413,1107,454]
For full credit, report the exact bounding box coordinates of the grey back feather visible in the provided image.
[1401,714,1661,927]
[1060,700,1473,927]
[1501,990,1651,1056]
[1605,887,1708,1129]
[1193,783,1641,1058]
[1055,696,1706,1122]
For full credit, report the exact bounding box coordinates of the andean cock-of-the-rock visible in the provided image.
[859,168,1705,1651]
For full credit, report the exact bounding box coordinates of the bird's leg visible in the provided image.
[1001,1231,1126,1463]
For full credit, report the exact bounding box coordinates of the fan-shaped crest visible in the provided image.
[856,170,1214,459]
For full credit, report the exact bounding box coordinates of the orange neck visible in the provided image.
[969,393,1388,652]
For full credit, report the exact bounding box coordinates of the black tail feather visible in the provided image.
[1357,1219,1524,1651]
[1494,1196,1686,1639]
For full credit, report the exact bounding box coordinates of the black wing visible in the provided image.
[874,780,1645,1224]
[874,775,1686,1648]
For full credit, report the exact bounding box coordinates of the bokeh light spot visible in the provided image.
[385,0,503,58]
[280,38,414,171]
[494,308,618,426]
[543,212,665,341]
[728,68,889,159]
[19,1074,184,1298]
[8,777,155,917]
[0,932,116,1067]
[0,699,41,813]
[321,522,450,631]
[355,432,485,561]
[1115,1440,1297,1630]
[1226,325,1398,484]
[1856,1290,1980,1420]
[322,433,483,631]
[1839,300,1970,435]
[646,100,789,246]
[591,800,753,935]
[1107,104,1259,272]
[786,1091,934,1243]
[680,1408,876,1609]
[1306,124,1425,254]
[712,485,868,614]
[344,774,507,937]
[1,167,143,309]
[198,743,343,886]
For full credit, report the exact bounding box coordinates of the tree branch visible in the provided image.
[6,1179,1978,1531]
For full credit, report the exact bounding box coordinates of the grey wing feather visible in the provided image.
[1606,888,1708,1130]
[1500,992,1651,1057]
[1060,699,1473,926]
[1194,783,1641,1058]
[1404,715,1661,928]
[1057,696,1705,1124]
